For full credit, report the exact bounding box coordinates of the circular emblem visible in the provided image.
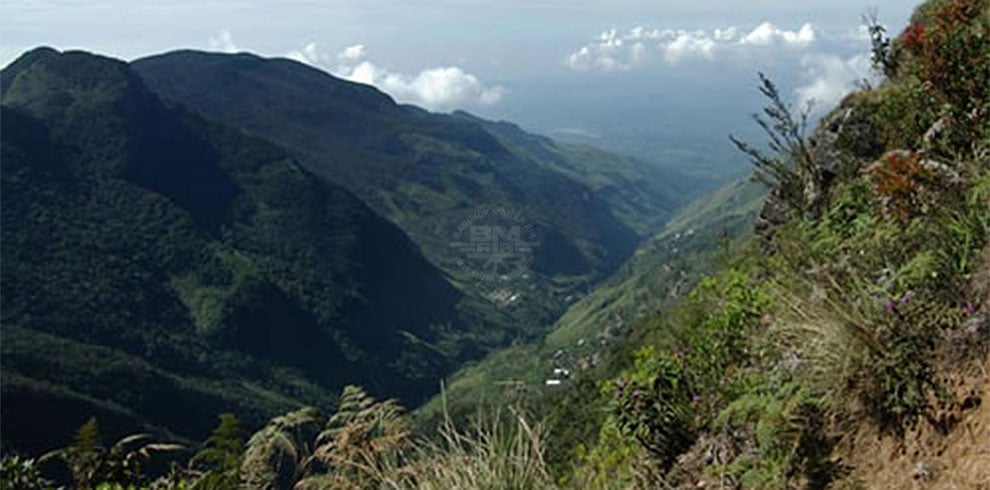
[450,206,538,283]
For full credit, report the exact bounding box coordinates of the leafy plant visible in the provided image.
[864,9,899,77]
[902,0,990,151]
[187,414,244,489]
[40,418,185,489]
[605,267,769,471]
[609,347,695,469]
[869,150,934,221]
[0,456,52,490]
[730,73,820,218]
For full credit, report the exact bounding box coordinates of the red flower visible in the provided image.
[902,22,925,52]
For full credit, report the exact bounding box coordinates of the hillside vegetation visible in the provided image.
[2,0,988,488]
[0,48,503,454]
[412,177,766,428]
[132,51,697,328]
[549,1,990,486]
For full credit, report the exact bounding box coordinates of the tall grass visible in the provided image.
[393,409,556,490]
[322,384,559,490]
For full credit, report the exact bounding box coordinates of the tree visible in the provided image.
[730,73,821,219]
[864,8,899,77]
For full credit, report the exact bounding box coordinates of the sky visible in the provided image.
[0,0,918,175]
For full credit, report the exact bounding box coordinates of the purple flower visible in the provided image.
[631,390,641,399]
[899,291,915,304]
[963,302,978,315]
[692,394,703,404]
[885,299,897,313]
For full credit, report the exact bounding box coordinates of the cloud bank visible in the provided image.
[795,53,875,111]
[205,30,505,112]
[565,22,817,71]
[565,22,874,113]
[285,42,506,111]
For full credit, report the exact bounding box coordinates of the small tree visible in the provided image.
[864,9,899,77]
[730,73,820,218]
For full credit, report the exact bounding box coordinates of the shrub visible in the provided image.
[0,456,52,490]
[868,81,936,150]
[609,347,695,469]
[869,151,934,221]
[902,0,990,151]
[730,74,821,218]
[605,267,769,470]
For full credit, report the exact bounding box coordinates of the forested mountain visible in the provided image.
[0,48,505,453]
[5,1,985,488]
[0,45,693,458]
[414,177,766,426]
[132,51,695,325]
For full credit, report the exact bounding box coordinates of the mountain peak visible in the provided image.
[134,49,400,115]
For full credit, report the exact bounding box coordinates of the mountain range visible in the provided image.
[0,47,697,453]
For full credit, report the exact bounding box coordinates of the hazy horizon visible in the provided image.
[1,0,917,173]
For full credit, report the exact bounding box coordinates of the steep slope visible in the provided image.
[414,178,765,425]
[450,111,705,236]
[131,51,672,326]
[0,48,501,453]
[540,1,990,487]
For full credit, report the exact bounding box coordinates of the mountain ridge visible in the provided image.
[0,48,501,453]
[132,50,692,326]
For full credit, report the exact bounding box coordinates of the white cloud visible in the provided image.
[566,29,639,71]
[664,32,716,63]
[285,42,327,65]
[285,43,506,111]
[842,25,873,44]
[208,29,238,53]
[565,22,819,71]
[740,22,815,46]
[794,53,875,112]
[339,44,365,61]
[714,27,739,42]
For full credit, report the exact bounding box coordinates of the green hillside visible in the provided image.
[450,111,706,235]
[414,178,765,427]
[0,48,504,454]
[3,1,987,488]
[132,51,693,327]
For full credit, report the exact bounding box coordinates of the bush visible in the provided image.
[0,456,52,490]
[609,347,694,469]
[605,267,769,470]
[713,382,839,489]
[901,0,990,152]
